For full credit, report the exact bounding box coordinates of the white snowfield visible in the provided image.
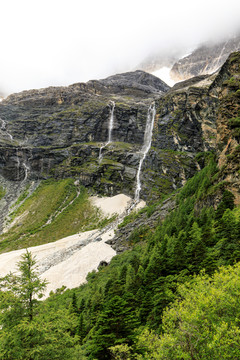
[152,67,176,87]
[91,193,132,217]
[0,194,144,297]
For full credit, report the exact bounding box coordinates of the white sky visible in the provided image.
[0,0,240,95]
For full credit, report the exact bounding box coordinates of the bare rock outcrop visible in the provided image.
[170,35,240,82]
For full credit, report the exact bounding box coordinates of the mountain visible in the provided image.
[98,70,170,94]
[137,35,240,86]
[0,53,239,238]
[0,71,168,223]
[0,50,240,358]
[135,51,182,73]
[170,35,240,81]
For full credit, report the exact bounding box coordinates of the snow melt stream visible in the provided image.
[135,103,156,202]
[99,100,115,162]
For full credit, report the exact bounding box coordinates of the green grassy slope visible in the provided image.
[0,179,109,253]
[46,155,240,359]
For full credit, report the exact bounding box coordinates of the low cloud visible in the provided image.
[0,0,240,95]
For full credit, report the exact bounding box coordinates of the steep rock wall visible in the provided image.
[171,36,240,81]
[0,55,240,231]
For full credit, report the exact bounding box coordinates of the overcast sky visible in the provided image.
[0,0,240,95]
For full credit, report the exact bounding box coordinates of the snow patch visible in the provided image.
[152,67,176,87]
[90,193,132,217]
[0,229,116,297]
[0,193,146,297]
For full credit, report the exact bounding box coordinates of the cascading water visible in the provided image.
[0,116,30,182]
[134,102,156,202]
[99,101,115,162]
[0,117,13,141]
[22,162,30,181]
[106,100,115,144]
[16,149,20,181]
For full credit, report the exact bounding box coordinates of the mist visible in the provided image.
[0,0,240,95]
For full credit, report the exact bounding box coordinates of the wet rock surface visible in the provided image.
[0,53,240,228]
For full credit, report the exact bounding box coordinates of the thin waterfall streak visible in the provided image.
[98,101,115,162]
[0,117,13,141]
[1,118,31,181]
[16,149,20,181]
[98,144,104,162]
[23,162,30,182]
[107,101,115,144]
[134,102,156,203]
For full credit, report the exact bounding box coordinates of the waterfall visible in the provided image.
[134,102,156,202]
[0,117,13,141]
[99,101,115,162]
[1,117,31,182]
[23,162,30,181]
[107,100,115,144]
[16,149,20,181]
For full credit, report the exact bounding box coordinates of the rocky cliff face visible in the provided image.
[0,71,169,227]
[0,54,240,232]
[210,52,240,203]
[170,36,240,82]
[0,71,168,183]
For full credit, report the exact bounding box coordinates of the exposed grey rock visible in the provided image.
[107,196,176,253]
[170,35,240,81]
[99,70,170,94]
[0,53,239,229]
[98,260,108,269]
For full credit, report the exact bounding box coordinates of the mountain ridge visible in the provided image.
[0,50,240,359]
[0,51,239,246]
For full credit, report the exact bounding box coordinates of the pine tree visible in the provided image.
[0,250,47,324]
[70,291,79,314]
[217,209,239,264]
[77,313,86,345]
[215,190,235,219]
[125,264,136,293]
[87,295,138,360]
[187,221,205,272]
[0,250,78,359]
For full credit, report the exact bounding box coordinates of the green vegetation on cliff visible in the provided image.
[0,179,107,253]
[21,155,238,359]
[0,154,240,359]
[136,262,240,359]
[0,51,240,359]
[0,251,79,359]
[0,186,5,201]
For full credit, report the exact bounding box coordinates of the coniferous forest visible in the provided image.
[0,44,240,359]
[1,152,240,359]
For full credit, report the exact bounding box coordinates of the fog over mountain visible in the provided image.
[0,0,240,95]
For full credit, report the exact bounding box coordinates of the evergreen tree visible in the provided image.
[215,190,235,219]
[0,250,47,324]
[87,295,138,359]
[125,264,136,292]
[169,230,187,272]
[118,264,128,285]
[0,250,78,359]
[136,263,240,359]
[70,291,79,314]
[139,291,153,324]
[187,221,205,272]
[217,209,240,264]
[77,313,86,345]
